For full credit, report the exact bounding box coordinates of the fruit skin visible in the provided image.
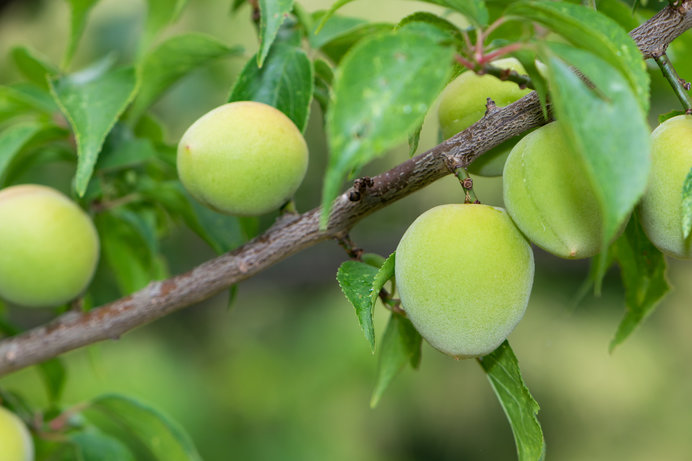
[640,114,692,259]
[395,204,534,358]
[177,101,309,216]
[0,185,99,308]
[438,58,531,176]
[0,406,34,461]
[503,121,603,259]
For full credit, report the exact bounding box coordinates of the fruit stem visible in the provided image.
[455,167,479,204]
[482,64,534,90]
[654,53,692,112]
[337,234,363,260]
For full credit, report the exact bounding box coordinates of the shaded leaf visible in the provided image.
[83,394,202,461]
[321,30,454,227]
[337,260,379,352]
[11,46,58,89]
[543,43,650,272]
[1,83,59,114]
[314,0,357,34]
[70,431,135,461]
[64,0,100,68]
[659,109,686,124]
[38,358,67,404]
[683,167,692,239]
[370,314,422,408]
[229,43,313,132]
[507,0,649,111]
[478,341,545,461]
[50,66,138,196]
[257,0,295,67]
[130,34,241,122]
[418,0,489,26]
[610,214,670,350]
[0,122,45,183]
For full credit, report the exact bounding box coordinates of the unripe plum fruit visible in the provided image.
[177,101,309,216]
[640,114,692,258]
[503,122,603,259]
[395,204,534,358]
[0,406,34,461]
[438,58,531,176]
[0,185,99,308]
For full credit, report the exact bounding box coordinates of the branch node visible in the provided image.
[348,176,374,201]
[485,97,499,116]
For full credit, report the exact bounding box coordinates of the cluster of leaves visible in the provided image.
[0,0,690,459]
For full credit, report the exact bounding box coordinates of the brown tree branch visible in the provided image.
[1,2,691,377]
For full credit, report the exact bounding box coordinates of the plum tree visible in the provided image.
[0,185,99,308]
[0,406,34,461]
[640,114,692,259]
[394,204,534,358]
[437,58,531,176]
[503,122,604,259]
[177,101,309,216]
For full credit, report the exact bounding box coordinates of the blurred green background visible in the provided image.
[1,0,692,459]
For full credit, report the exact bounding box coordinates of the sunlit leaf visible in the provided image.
[64,0,100,68]
[478,341,545,461]
[50,66,138,196]
[141,0,188,51]
[257,0,295,67]
[321,30,454,227]
[337,260,379,352]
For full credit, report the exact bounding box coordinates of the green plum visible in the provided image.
[395,204,534,358]
[503,122,603,259]
[640,114,692,258]
[177,101,309,216]
[0,406,34,461]
[438,58,531,176]
[0,185,99,308]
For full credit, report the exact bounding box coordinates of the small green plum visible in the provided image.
[177,101,309,216]
[0,185,99,308]
[0,406,34,461]
[503,122,603,259]
[395,204,534,358]
[640,114,692,258]
[438,58,531,176]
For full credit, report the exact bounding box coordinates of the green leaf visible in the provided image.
[314,0,358,34]
[229,43,314,132]
[418,0,489,26]
[0,122,45,183]
[141,0,188,51]
[50,66,138,196]
[683,167,692,239]
[507,0,649,111]
[70,431,135,461]
[96,126,158,172]
[83,394,202,461]
[64,0,100,68]
[659,109,686,124]
[320,30,454,227]
[129,34,241,122]
[309,12,367,48]
[1,83,59,114]
[316,21,394,65]
[478,341,545,461]
[96,212,158,295]
[257,0,295,67]
[11,46,58,89]
[337,260,379,352]
[38,358,67,404]
[369,252,395,307]
[370,313,422,408]
[543,43,650,261]
[610,214,670,350]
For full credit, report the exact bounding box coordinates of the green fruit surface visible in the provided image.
[640,114,692,258]
[0,185,99,308]
[395,204,534,358]
[177,101,308,216]
[0,406,34,461]
[503,122,603,259]
[437,58,531,176]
